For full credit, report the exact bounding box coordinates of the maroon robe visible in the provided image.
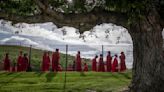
[22,56,28,71]
[3,54,10,71]
[45,55,50,71]
[106,54,112,72]
[112,57,118,72]
[120,53,126,71]
[41,53,47,71]
[52,52,60,71]
[98,57,105,72]
[75,53,82,71]
[83,63,88,72]
[92,58,97,71]
[17,55,23,71]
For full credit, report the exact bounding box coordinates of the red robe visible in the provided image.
[17,55,23,71]
[106,55,112,72]
[22,56,28,71]
[45,55,50,71]
[41,54,46,71]
[120,54,126,71]
[3,56,10,71]
[11,66,16,72]
[83,64,88,72]
[52,52,60,71]
[75,54,82,71]
[98,57,105,72]
[112,57,118,72]
[92,58,97,71]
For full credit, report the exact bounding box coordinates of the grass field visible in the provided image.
[0,71,131,92]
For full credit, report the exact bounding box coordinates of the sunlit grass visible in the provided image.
[0,71,131,92]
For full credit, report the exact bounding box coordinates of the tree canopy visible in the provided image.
[0,0,163,33]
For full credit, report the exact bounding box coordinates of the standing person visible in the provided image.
[3,53,10,71]
[98,54,105,72]
[22,53,29,71]
[17,51,23,72]
[119,52,126,72]
[92,55,98,71]
[75,51,82,72]
[52,49,60,72]
[83,63,88,72]
[41,51,47,72]
[45,52,50,71]
[112,54,118,72]
[106,51,112,72]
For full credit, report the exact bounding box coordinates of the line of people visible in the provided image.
[41,49,62,72]
[91,51,126,72]
[3,51,29,72]
[2,49,126,72]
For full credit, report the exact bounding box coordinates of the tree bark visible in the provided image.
[129,8,164,92]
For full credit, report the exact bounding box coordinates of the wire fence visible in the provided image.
[0,42,133,71]
[0,42,133,91]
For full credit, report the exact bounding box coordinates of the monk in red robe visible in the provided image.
[22,53,29,71]
[92,55,98,71]
[45,52,50,71]
[3,53,10,71]
[106,51,112,72]
[83,63,88,72]
[17,51,23,71]
[112,54,118,72]
[75,51,82,72]
[41,52,47,71]
[119,52,126,72]
[98,54,105,72]
[52,49,60,72]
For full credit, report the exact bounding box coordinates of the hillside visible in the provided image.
[0,45,90,71]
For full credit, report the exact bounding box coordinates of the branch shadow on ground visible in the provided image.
[0,73,21,89]
[34,72,44,77]
[118,72,132,79]
[80,72,86,77]
[45,72,57,82]
[111,73,129,83]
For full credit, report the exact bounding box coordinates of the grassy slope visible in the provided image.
[0,45,90,71]
[0,71,131,92]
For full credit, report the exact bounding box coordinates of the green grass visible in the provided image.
[0,71,132,92]
[0,45,90,71]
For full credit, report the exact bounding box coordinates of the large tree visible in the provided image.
[0,0,164,91]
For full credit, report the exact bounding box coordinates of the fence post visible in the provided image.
[102,45,104,57]
[27,45,32,72]
[64,44,68,92]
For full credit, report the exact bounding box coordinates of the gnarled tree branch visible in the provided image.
[34,0,129,31]
[0,0,129,33]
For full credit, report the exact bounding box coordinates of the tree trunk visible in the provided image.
[129,9,164,92]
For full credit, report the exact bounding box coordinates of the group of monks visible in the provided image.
[71,50,126,72]
[3,51,29,72]
[2,48,126,72]
[91,51,126,72]
[41,49,62,72]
